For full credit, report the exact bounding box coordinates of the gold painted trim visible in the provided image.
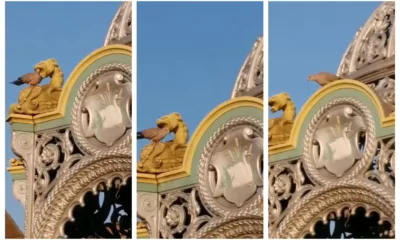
[269,79,395,156]
[7,45,132,124]
[7,166,25,174]
[137,228,149,238]
[137,97,263,184]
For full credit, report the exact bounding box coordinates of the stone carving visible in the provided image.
[268,160,313,227]
[33,129,83,205]
[231,35,263,98]
[368,76,395,113]
[12,180,26,207]
[137,192,158,239]
[157,186,263,239]
[137,112,188,173]
[198,117,263,217]
[9,58,63,115]
[159,189,210,239]
[303,98,376,185]
[33,154,132,238]
[104,2,132,45]
[312,106,366,177]
[337,2,395,76]
[365,137,395,189]
[71,63,132,155]
[268,92,296,146]
[10,131,35,237]
[269,147,395,238]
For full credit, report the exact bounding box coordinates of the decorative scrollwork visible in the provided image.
[192,213,263,239]
[63,177,132,238]
[368,76,395,113]
[71,63,132,156]
[303,98,376,185]
[365,137,395,189]
[197,117,263,217]
[231,35,263,98]
[34,129,83,205]
[159,189,211,239]
[305,205,394,238]
[337,2,395,76]
[32,153,131,238]
[104,2,132,45]
[268,160,313,226]
[272,180,394,239]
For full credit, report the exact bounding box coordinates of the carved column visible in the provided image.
[11,132,35,238]
[137,192,159,238]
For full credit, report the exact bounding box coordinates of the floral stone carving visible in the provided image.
[137,112,188,173]
[9,58,63,115]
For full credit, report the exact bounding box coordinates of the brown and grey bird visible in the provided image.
[10,71,43,87]
[137,127,169,142]
[308,72,342,86]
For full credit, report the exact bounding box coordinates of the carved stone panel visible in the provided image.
[303,98,376,185]
[197,117,263,217]
[71,63,132,155]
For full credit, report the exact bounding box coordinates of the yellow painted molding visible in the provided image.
[7,166,25,175]
[137,228,149,238]
[137,97,263,184]
[7,44,132,125]
[269,79,395,156]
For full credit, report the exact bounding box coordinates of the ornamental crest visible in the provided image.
[82,73,131,147]
[209,127,263,207]
[313,106,366,177]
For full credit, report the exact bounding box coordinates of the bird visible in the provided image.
[137,127,170,143]
[308,72,342,86]
[10,70,43,87]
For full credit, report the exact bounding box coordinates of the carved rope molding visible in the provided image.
[71,63,132,156]
[303,98,376,186]
[197,116,263,217]
[33,154,131,238]
[272,179,394,239]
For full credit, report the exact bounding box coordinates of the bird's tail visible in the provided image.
[10,78,24,86]
[137,132,145,139]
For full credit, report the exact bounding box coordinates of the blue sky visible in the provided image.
[137,2,263,157]
[5,1,121,229]
[269,1,380,117]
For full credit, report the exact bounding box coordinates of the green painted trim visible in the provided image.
[10,123,34,132]
[269,89,395,162]
[10,173,26,180]
[9,54,131,132]
[137,183,158,193]
[157,106,263,192]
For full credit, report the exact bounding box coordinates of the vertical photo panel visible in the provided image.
[136,1,263,239]
[5,2,132,238]
[268,1,394,239]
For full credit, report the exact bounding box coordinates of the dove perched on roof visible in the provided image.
[137,127,169,143]
[10,70,43,87]
[308,72,342,86]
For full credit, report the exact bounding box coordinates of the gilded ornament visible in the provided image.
[9,158,24,167]
[9,59,63,115]
[268,92,296,146]
[137,112,188,173]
